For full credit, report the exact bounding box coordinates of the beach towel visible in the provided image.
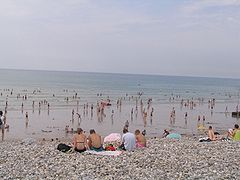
[166,133,181,140]
[84,150,122,157]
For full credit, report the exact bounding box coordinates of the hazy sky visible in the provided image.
[0,0,240,78]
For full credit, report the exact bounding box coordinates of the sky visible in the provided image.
[0,0,240,78]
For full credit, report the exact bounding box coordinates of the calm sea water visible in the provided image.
[0,69,240,140]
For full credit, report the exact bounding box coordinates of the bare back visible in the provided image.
[73,133,87,150]
[208,130,216,141]
[136,134,146,147]
[88,133,102,148]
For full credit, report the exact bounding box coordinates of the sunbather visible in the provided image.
[208,126,216,141]
[72,128,87,153]
[88,129,103,151]
[135,129,146,148]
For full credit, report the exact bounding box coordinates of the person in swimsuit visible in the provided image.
[208,126,216,141]
[88,129,103,151]
[72,128,87,153]
[135,129,146,148]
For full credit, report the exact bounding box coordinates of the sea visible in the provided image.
[0,69,240,140]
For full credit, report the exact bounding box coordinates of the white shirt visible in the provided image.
[122,132,136,151]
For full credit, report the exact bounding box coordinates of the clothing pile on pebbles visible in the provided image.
[0,137,239,180]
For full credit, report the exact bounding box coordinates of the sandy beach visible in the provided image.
[0,137,239,180]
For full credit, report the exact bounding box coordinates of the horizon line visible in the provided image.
[0,67,239,81]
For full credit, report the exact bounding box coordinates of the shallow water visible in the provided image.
[0,69,240,140]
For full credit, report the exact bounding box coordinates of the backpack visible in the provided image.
[57,143,72,153]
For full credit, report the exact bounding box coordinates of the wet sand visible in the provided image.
[0,88,239,140]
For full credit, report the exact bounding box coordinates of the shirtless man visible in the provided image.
[208,126,216,141]
[135,129,146,148]
[88,129,102,151]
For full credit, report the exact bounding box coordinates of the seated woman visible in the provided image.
[72,128,87,153]
[135,129,146,148]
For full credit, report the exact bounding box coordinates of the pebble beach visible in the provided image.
[1,70,240,179]
[1,137,239,180]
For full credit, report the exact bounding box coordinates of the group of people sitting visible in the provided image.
[72,128,102,153]
[62,123,240,153]
[206,124,240,142]
[119,128,146,151]
[66,127,146,153]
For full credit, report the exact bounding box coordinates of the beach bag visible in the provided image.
[57,143,72,153]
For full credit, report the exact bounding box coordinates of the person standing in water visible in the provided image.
[25,112,29,128]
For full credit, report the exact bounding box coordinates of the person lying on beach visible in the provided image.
[72,128,87,153]
[88,129,103,151]
[208,126,216,141]
[135,129,146,148]
[119,128,136,151]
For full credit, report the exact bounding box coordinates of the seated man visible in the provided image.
[232,124,240,141]
[135,129,146,148]
[120,128,136,151]
[208,126,216,141]
[88,129,103,151]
